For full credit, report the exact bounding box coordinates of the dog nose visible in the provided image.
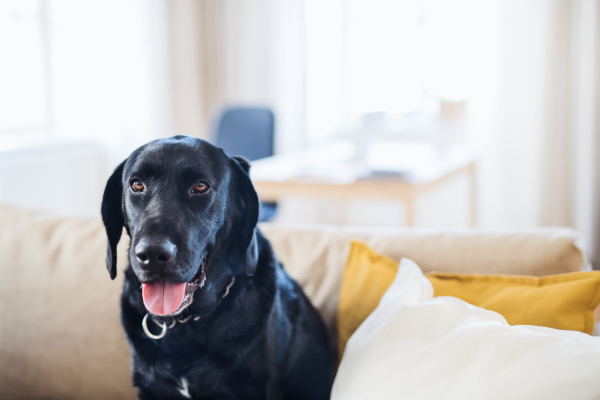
[135,239,177,268]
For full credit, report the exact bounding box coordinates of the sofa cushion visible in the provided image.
[337,241,398,358]
[332,258,600,400]
[261,223,590,337]
[337,242,600,357]
[0,205,136,400]
[428,270,600,334]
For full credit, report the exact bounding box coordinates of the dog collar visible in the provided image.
[142,276,236,340]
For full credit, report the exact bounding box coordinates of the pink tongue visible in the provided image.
[142,281,186,315]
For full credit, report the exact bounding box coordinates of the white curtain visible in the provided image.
[479,0,600,264]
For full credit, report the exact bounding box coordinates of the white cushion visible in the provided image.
[332,258,600,400]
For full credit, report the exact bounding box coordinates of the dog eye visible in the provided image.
[131,181,145,192]
[192,182,209,193]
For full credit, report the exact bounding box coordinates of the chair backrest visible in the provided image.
[212,106,275,161]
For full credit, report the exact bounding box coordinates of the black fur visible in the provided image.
[100,136,333,399]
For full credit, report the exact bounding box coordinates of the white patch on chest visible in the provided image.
[178,377,191,398]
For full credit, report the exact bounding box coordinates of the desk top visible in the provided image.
[250,141,476,186]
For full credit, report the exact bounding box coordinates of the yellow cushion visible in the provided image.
[337,241,600,358]
[428,271,600,334]
[338,242,398,358]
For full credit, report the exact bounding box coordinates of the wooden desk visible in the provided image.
[251,142,477,227]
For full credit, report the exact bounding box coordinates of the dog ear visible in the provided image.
[101,160,127,280]
[232,156,251,173]
[230,156,260,276]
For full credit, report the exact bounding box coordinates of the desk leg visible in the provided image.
[469,163,478,227]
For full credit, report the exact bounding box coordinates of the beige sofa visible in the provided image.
[0,205,590,400]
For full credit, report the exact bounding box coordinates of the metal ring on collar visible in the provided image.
[142,313,167,340]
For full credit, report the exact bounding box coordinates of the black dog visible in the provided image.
[101,136,333,399]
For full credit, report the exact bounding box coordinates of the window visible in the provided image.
[304,0,497,142]
[0,0,51,133]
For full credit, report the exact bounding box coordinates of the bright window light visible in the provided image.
[345,0,423,115]
[305,0,423,143]
[0,0,50,132]
[304,0,497,141]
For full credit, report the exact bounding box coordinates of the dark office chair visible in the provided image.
[212,106,277,221]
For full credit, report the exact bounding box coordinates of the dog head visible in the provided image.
[101,136,259,317]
